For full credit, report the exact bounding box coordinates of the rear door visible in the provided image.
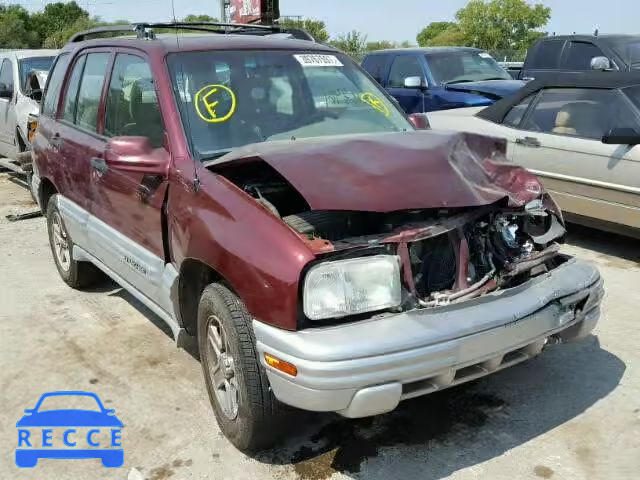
[385,54,427,114]
[512,88,640,228]
[55,50,112,234]
[89,50,169,304]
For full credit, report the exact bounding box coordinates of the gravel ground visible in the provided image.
[0,172,638,480]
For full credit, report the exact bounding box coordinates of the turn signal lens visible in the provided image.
[264,353,298,377]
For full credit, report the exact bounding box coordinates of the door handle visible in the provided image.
[91,157,108,175]
[522,76,535,82]
[515,136,541,148]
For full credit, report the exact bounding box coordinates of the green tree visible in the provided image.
[366,40,397,52]
[0,5,39,48]
[279,18,330,43]
[455,0,550,51]
[182,14,218,23]
[42,16,101,48]
[31,1,89,45]
[330,30,368,61]
[416,21,457,46]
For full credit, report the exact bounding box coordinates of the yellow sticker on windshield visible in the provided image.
[194,84,237,123]
[360,92,390,117]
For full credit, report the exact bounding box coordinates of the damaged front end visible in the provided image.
[282,201,567,321]
[209,130,568,324]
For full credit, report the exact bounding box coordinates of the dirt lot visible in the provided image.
[0,171,638,480]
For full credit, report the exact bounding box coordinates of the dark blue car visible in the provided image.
[16,391,123,468]
[362,47,525,114]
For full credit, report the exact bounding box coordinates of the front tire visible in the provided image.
[46,194,102,288]
[197,283,284,451]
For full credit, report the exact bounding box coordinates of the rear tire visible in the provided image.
[46,194,102,288]
[197,283,284,451]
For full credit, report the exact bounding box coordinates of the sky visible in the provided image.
[18,0,640,43]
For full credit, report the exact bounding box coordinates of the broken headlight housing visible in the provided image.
[303,255,401,320]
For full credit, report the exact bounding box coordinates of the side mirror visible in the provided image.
[590,56,612,71]
[602,127,640,145]
[404,76,426,89]
[105,136,168,175]
[23,409,34,414]
[104,408,116,415]
[27,88,43,102]
[0,83,13,99]
[408,112,430,130]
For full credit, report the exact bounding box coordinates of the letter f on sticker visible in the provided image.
[18,429,31,447]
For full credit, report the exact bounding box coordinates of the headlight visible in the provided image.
[303,255,401,320]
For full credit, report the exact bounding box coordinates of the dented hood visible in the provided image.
[211,131,543,212]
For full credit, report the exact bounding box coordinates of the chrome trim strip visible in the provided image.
[529,168,640,195]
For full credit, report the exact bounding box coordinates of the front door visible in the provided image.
[0,57,17,155]
[385,54,427,114]
[513,87,640,229]
[89,51,169,304]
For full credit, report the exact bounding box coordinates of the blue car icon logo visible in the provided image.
[16,391,123,468]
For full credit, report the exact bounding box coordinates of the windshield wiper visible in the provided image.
[478,76,511,81]
[201,149,232,165]
[444,79,476,85]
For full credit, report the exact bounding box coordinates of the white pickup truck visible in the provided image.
[0,49,57,192]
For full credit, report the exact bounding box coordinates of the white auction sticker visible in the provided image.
[478,52,493,59]
[294,54,344,67]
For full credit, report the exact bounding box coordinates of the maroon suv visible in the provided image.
[32,23,604,451]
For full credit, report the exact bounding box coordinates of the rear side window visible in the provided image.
[104,54,165,147]
[62,55,86,123]
[388,55,423,88]
[563,42,605,70]
[75,53,110,132]
[528,40,565,69]
[42,53,70,117]
[362,54,388,84]
[502,93,536,127]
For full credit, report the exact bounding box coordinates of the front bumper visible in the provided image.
[254,258,603,418]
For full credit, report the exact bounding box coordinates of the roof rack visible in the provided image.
[69,22,315,43]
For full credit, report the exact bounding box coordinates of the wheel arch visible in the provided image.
[38,177,58,213]
[177,258,238,337]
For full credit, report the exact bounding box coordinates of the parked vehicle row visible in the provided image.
[30,22,603,451]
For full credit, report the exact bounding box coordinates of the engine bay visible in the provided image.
[214,160,566,309]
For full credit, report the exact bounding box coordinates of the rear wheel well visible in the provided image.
[39,178,57,213]
[178,259,226,336]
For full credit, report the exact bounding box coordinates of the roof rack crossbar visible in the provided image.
[68,21,316,44]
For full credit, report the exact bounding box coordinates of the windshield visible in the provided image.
[426,51,511,85]
[611,40,640,69]
[18,56,54,93]
[167,50,412,161]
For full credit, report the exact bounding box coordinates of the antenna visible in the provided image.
[170,0,200,192]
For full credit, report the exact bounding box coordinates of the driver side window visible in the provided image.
[0,58,14,97]
[388,55,423,88]
[104,54,164,148]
